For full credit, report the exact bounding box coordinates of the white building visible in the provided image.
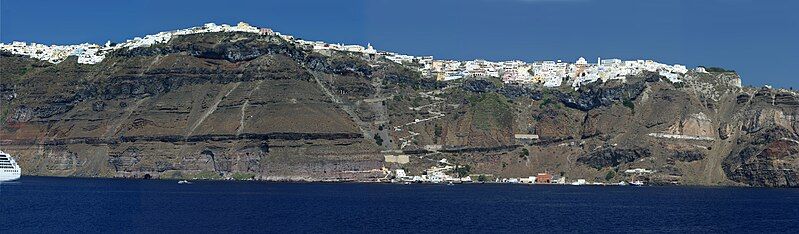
[624,168,654,174]
[395,169,409,179]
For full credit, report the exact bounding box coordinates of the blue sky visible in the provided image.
[1,0,796,88]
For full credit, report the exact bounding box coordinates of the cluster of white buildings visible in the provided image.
[288,36,693,89]
[0,41,109,64]
[393,166,469,183]
[391,158,474,183]
[123,22,261,50]
[386,159,653,185]
[296,40,377,55]
[1,21,385,66]
[3,21,704,89]
[1,22,265,65]
[378,53,694,88]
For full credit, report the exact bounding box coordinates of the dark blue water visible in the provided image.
[1,176,798,233]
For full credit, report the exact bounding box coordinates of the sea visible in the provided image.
[1,176,798,233]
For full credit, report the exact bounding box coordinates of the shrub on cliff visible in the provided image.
[469,93,513,131]
[605,171,615,181]
[706,67,735,73]
[622,99,635,111]
[454,165,471,178]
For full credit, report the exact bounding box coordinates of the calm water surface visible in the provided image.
[1,176,798,233]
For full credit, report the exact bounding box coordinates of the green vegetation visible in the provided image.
[412,96,431,107]
[705,67,735,73]
[477,174,488,182]
[454,165,471,178]
[231,172,256,180]
[605,171,615,181]
[538,91,562,109]
[434,124,443,138]
[539,98,552,109]
[19,67,29,76]
[469,93,513,130]
[373,134,384,146]
[0,104,11,127]
[2,65,33,82]
[485,76,504,88]
[622,99,635,111]
[520,148,530,158]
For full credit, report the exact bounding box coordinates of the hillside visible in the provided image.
[1,30,797,186]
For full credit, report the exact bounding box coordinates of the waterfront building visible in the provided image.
[521,177,535,183]
[395,169,409,179]
[536,173,552,183]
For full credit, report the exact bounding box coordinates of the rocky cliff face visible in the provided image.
[721,90,799,187]
[2,32,797,186]
[1,32,392,181]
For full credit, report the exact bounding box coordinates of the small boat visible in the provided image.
[446,182,454,186]
[178,180,192,184]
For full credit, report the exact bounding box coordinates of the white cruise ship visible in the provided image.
[0,150,22,182]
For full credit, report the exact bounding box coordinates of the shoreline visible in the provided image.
[8,175,788,189]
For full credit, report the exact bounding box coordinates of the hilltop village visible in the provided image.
[291,30,700,89]
[2,22,705,90]
[380,54,699,88]
[1,22,262,64]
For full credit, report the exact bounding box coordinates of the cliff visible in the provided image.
[2,31,797,186]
